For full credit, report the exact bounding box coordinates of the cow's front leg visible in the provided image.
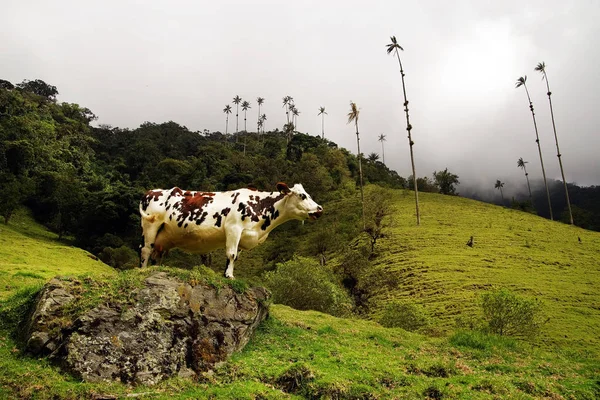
[224,226,242,279]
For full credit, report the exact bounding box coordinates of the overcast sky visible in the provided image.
[2,0,599,188]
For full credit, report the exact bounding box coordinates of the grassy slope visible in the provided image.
[1,197,600,399]
[367,191,600,355]
[0,209,115,300]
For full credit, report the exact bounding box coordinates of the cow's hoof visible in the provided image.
[224,274,235,279]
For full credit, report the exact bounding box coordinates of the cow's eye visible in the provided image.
[300,194,307,200]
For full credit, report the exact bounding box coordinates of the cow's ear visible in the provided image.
[277,182,291,194]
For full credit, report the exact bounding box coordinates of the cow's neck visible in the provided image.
[259,192,295,235]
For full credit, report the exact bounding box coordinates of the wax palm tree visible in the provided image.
[378,133,387,165]
[516,76,553,220]
[368,152,380,162]
[535,62,573,225]
[348,101,365,228]
[241,100,251,132]
[232,95,242,143]
[256,97,264,134]
[387,35,420,225]
[495,180,505,204]
[282,96,293,124]
[318,106,327,139]
[517,157,533,201]
[223,105,232,137]
[259,113,267,134]
[291,107,300,132]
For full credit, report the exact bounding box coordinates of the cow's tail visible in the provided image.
[139,202,156,223]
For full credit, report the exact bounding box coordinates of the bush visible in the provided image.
[481,289,544,339]
[379,300,429,332]
[263,257,352,317]
[98,245,138,269]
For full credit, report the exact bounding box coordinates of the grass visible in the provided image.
[363,191,600,356]
[1,304,599,399]
[0,208,115,300]
[1,195,600,398]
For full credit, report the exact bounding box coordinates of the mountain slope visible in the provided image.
[364,191,600,354]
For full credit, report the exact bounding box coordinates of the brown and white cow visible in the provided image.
[139,182,322,278]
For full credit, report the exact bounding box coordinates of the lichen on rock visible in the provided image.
[25,271,270,385]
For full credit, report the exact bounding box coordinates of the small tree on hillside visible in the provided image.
[517,157,533,202]
[495,179,505,204]
[364,187,392,254]
[433,168,460,195]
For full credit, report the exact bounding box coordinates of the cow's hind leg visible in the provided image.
[224,226,242,279]
[140,218,163,268]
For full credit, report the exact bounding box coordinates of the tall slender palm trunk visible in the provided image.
[225,115,229,136]
[523,84,554,220]
[257,106,260,134]
[381,140,385,165]
[523,164,533,202]
[542,72,573,225]
[354,121,365,229]
[321,114,325,139]
[395,52,420,225]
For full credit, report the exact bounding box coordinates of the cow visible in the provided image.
[139,182,323,278]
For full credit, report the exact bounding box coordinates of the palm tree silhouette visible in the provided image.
[517,157,533,202]
[367,153,380,162]
[318,106,327,139]
[495,180,505,205]
[259,114,267,134]
[223,105,232,137]
[282,96,293,125]
[348,101,365,228]
[378,134,387,165]
[241,100,251,132]
[291,107,300,132]
[256,97,264,134]
[232,95,242,140]
[535,62,573,225]
[387,35,420,225]
[516,76,553,220]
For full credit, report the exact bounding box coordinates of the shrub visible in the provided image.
[379,300,429,332]
[481,289,544,339]
[263,256,352,317]
[98,245,138,269]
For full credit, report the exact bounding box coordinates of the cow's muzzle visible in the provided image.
[309,207,323,220]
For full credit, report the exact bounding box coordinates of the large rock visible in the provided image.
[25,272,270,385]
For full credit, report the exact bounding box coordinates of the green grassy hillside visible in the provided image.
[363,191,600,355]
[1,194,600,399]
[0,209,115,300]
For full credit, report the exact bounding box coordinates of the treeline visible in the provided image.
[0,79,405,260]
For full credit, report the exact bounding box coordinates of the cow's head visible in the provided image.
[277,182,323,220]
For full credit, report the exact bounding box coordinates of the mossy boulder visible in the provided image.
[25,272,269,385]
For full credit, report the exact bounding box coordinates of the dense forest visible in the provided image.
[1,78,598,271]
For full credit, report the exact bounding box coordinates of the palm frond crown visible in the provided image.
[534,62,546,74]
[386,35,404,55]
[347,102,359,124]
[515,76,527,88]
